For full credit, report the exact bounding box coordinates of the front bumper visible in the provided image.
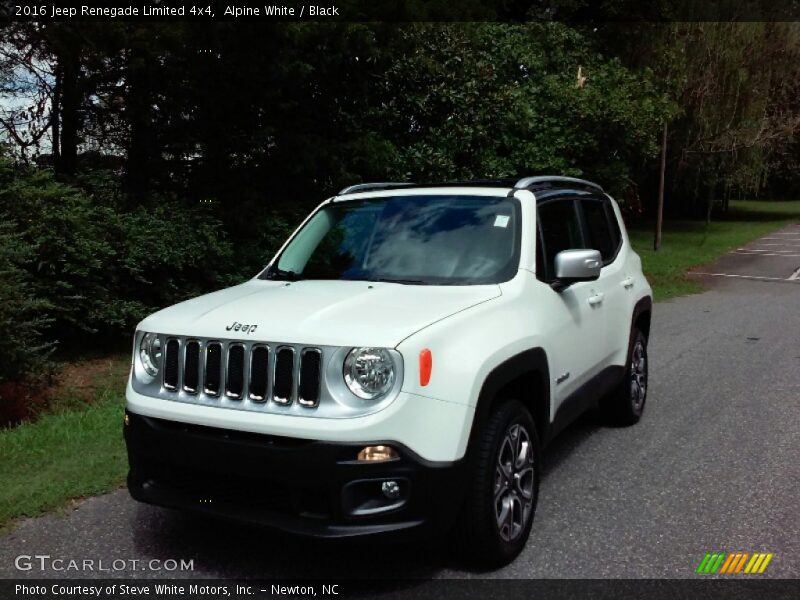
[124,411,466,538]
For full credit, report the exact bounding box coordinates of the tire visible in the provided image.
[455,399,540,567]
[601,328,648,426]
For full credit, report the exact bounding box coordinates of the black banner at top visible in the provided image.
[2,0,800,22]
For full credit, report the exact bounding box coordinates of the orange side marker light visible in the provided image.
[420,349,432,386]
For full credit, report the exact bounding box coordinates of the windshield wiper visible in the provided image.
[363,277,429,285]
[264,267,304,281]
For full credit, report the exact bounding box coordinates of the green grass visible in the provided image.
[629,200,800,300]
[0,357,129,530]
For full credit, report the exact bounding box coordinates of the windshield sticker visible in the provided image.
[494,215,510,228]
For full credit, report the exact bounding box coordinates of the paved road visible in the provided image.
[2,226,799,582]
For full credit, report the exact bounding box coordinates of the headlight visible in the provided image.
[343,347,395,400]
[139,332,162,377]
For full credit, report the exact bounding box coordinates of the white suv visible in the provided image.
[125,176,652,566]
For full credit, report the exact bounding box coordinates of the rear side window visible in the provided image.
[581,199,620,263]
[537,200,583,282]
[604,202,622,249]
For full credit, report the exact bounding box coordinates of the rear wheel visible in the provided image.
[455,399,540,567]
[602,328,648,426]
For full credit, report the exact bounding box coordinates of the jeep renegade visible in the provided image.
[125,176,652,566]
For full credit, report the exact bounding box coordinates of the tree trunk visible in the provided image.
[705,186,714,225]
[654,122,667,251]
[125,41,152,201]
[51,64,61,166]
[56,42,80,176]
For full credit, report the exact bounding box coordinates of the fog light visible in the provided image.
[381,480,400,499]
[357,445,398,462]
[124,413,130,427]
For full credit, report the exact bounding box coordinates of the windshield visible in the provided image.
[263,194,521,285]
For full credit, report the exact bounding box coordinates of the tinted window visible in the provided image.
[537,200,583,282]
[581,199,616,262]
[269,195,521,285]
[605,202,622,250]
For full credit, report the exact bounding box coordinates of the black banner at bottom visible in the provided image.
[2,579,799,600]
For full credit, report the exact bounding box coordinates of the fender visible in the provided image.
[465,348,550,461]
[623,293,653,378]
[629,295,653,351]
[632,295,653,335]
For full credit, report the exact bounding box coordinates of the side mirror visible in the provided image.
[553,249,602,290]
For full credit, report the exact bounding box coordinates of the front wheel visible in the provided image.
[601,328,648,426]
[454,399,540,567]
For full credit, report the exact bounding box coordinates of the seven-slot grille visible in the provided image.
[162,338,322,408]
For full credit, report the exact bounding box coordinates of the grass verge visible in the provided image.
[629,200,800,300]
[0,356,129,530]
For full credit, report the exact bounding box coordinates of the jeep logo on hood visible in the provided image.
[226,321,258,334]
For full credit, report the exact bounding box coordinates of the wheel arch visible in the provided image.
[466,348,550,460]
[633,296,652,340]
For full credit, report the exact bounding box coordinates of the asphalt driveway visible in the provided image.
[2,226,799,581]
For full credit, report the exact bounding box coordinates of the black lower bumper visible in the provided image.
[124,411,466,539]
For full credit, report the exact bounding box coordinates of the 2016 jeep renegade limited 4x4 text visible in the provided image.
[125,176,652,565]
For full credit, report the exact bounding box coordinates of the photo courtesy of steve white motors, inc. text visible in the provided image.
[13,4,341,18]
[14,584,341,597]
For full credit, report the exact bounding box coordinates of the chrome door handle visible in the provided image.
[621,276,635,289]
[588,292,604,306]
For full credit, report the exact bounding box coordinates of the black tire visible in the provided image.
[601,328,648,426]
[455,399,540,567]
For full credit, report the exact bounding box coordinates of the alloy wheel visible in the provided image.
[494,423,535,542]
[630,339,647,411]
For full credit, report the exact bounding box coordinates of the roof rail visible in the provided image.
[337,182,414,195]
[514,176,603,193]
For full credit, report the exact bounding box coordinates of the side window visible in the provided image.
[581,199,618,263]
[604,202,622,250]
[535,224,546,280]
[536,200,583,282]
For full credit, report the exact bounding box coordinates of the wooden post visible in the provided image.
[654,121,667,251]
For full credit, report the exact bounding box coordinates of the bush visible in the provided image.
[0,156,235,356]
[0,219,52,385]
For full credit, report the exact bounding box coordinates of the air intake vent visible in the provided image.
[204,342,222,396]
[299,349,322,407]
[273,347,295,405]
[183,341,200,393]
[226,344,245,399]
[164,339,179,391]
[249,346,269,401]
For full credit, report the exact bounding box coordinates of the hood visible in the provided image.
[137,279,502,347]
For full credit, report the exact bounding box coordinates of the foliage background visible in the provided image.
[0,19,798,389]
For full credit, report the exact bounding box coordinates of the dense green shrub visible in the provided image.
[0,156,235,359]
[0,219,52,385]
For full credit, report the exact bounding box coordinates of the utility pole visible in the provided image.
[654,121,667,251]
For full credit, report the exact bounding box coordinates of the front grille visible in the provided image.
[204,343,222,396]
[183,341,200,393]
[249,346,269,401]
[273,347,294,405]
[299,349,322,407]
[161,337,322,410]
[226,344,245,399]
[164,339,180,390]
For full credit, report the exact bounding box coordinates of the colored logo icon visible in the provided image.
[697,552,774,574]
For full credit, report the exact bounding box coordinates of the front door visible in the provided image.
[536,198,607,408]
